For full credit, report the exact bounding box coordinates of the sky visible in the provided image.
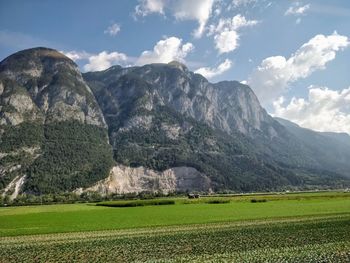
[0,0,350,134]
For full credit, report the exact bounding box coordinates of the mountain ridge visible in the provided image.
[83,59,350,192]
[0,47,349,198]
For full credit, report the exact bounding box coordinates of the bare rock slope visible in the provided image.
[78,165,211,195]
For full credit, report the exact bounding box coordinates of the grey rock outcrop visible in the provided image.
[0,47,106,127]
[77,165,211,195]
[84,62,279,137]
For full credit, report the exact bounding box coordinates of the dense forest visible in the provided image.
[0,121,114,195]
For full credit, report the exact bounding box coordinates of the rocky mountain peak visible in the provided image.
[84,62,280,136]
[167,61,188,72]
[0,47,106,127]
[0,47,75,79]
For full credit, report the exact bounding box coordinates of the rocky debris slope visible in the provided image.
[77,165,211,195]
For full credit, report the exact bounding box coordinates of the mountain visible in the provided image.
[83,63,302,192]
[83,61,350,192]
[0,48,114,196]
[84,62,278,137]
[0,48,349,198]
[275,117,350,176]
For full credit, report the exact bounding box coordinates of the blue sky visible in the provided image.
[0,0,350,133]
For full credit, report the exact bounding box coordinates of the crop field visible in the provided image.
[0,191,350,262]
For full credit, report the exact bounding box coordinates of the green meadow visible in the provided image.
[0,191,350,262]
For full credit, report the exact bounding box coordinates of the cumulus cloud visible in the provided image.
[173,0,215,38]
[63,50,128,71]
[273,86,350,134]
[195,59,232,79]
[62,36,193,71]
[214,31,239,54]
[208,14,259,54]
[248,32,349,105]
[135,36,194,65]
[83,51,128,71]
[104,23,121,36]
[134,0,215,38]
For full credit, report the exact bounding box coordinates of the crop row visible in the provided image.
[0,215,349,262]
[156,241,350,263]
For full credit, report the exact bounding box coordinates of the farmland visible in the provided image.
[0,191,350,262]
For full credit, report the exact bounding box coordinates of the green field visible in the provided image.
[1,192,350,262]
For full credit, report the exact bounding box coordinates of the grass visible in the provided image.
[0,191,350,237]
[1,192,350,262]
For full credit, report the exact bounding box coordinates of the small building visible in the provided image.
[188,193,200,199]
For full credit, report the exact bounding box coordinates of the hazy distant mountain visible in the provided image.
[0,48,349,197]
[275,117,350,177]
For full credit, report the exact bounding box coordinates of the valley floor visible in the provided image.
[0,192,350,262]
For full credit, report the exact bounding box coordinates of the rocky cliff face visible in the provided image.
[84,62,277,137]
[77,165,211,195]
[0,47,106,127]
[0,48,113,198]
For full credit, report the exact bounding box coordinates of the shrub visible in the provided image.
[250,199,267,203]
[205,199,230,204]
[96,199,175,207]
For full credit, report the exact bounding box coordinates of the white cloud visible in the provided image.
[134,0,165,16]
[62,36,193,71]
[208,14,259,54]
[136,36,194,65]
[134,0,215,38]
[214,31,239,54]
[231,14,259,29]
[104,23,121,36]
[209,14,259,35]
[83,51,128,71]
[273,86,350,134]
[195,59,232,79]
[62,50,91,61]
[285,2,310,24]
[285,2,310,16]
[231,0,257,8]
[62,50,128,71]
[173,0,215,38]
[248,32,349,105]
